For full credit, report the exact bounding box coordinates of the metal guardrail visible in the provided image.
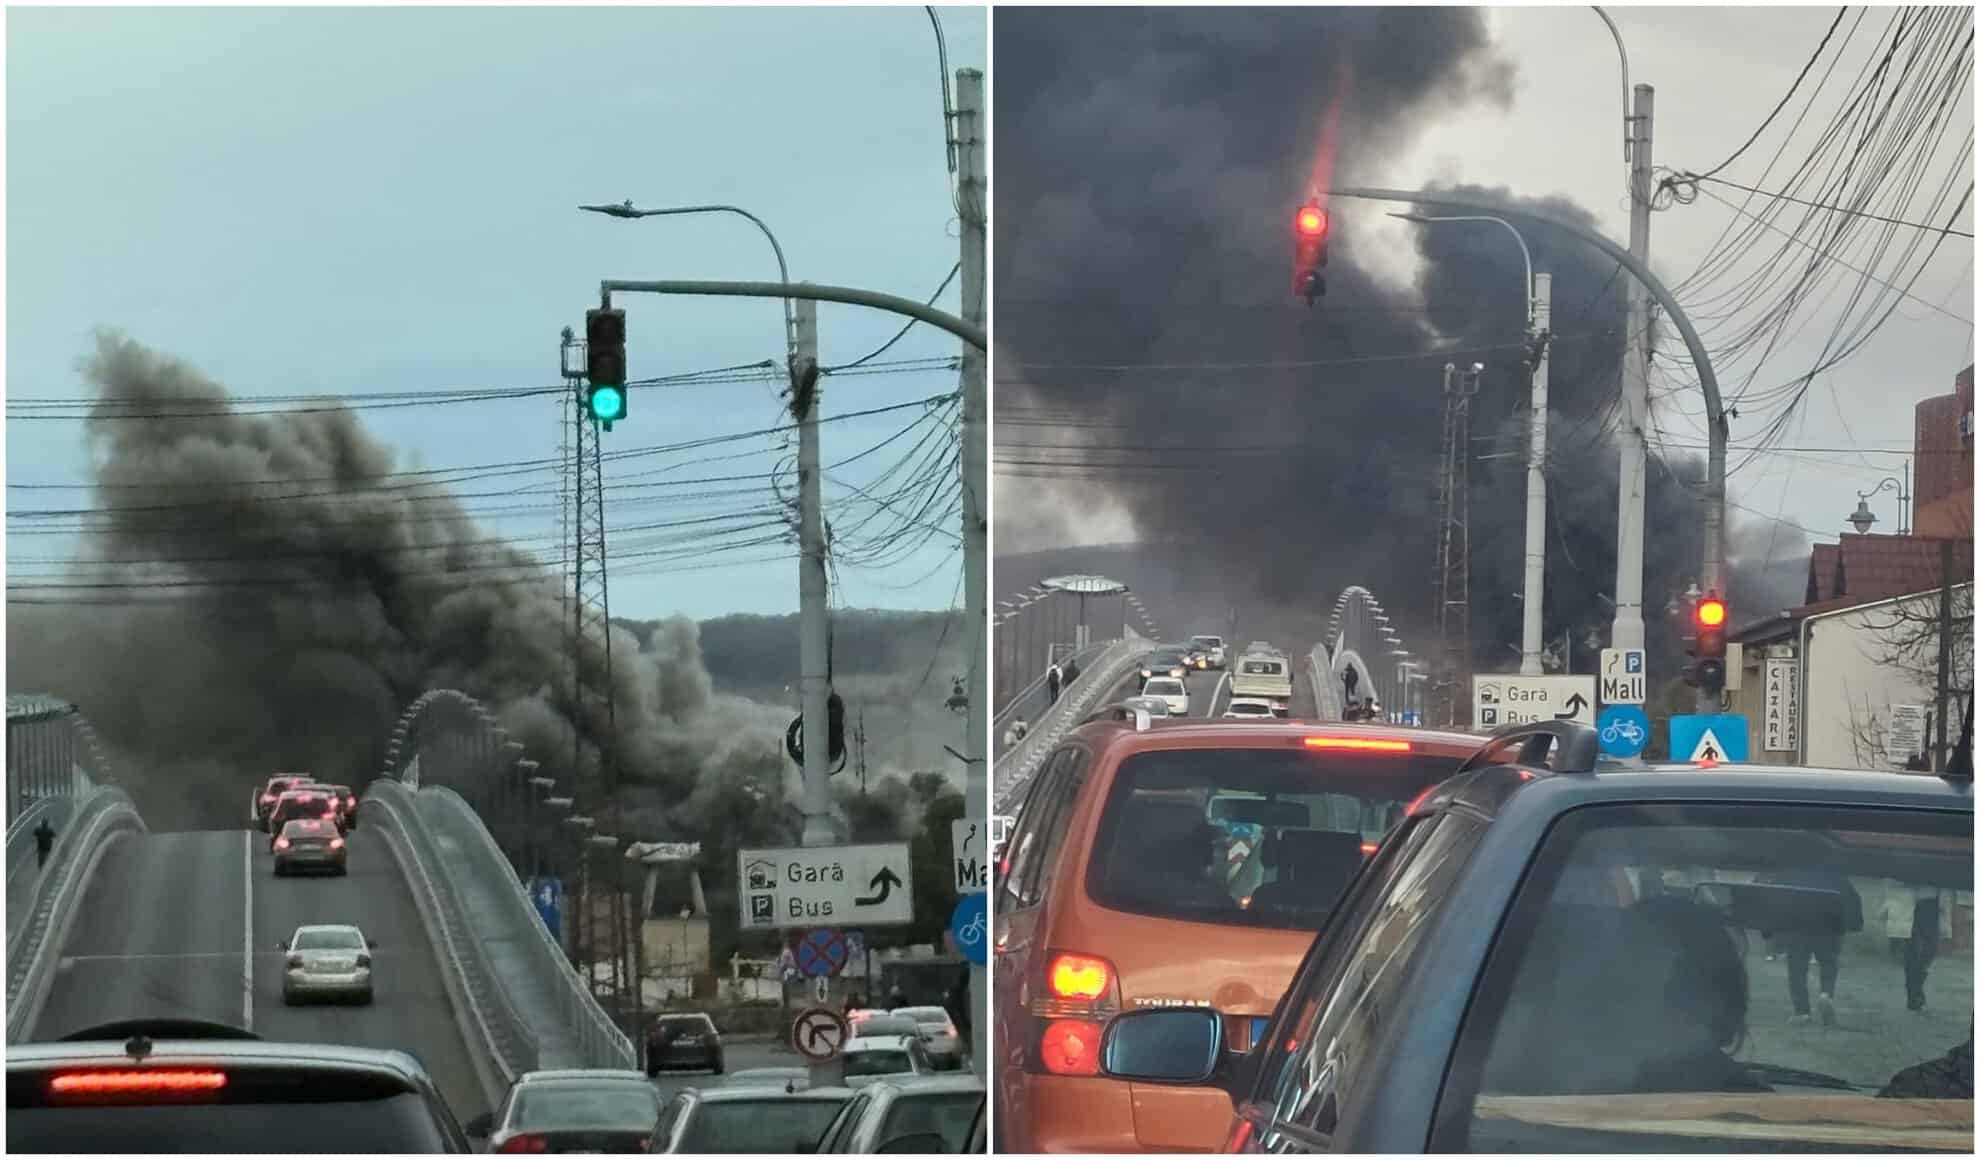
[362,779,539,1094]
[994,631,1146,812]
[994,641,1111,736]
[421,789,636,1070]
[5,796,78,948]
[7,786,144,1042]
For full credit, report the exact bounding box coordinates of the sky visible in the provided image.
[996,3,1974,570]
[5,3,986,622]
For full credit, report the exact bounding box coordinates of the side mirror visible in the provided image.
[1100,1007,1224,1084]
[877,1132,949,1153]
[275,941,288,951]
[463,1112,494,1138]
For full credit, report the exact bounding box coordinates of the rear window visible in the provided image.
[512,1083,658,1130]
[1084,746,1462,930]
[281,821,332,837]
[1143,679,1185,696]
[293,929,363,951]
[1240,660,1284,675]
[679,1097,846,1153]
[7,1068,456,1153]
[843,1050,912,1078]
[1228,703,1272,716]
[657,1015,713,1030]
[876,1091,982,1152]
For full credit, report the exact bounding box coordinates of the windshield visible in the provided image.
[657,1016,712,1033]
[512,1083,658,1130]
[1451,802,1973,1153]
[1143,679,1185,696]
[679,1098,845,1153]
[877,1091,982,1152]
[897,1008,948,1026]
[844,1049,913,1078]
[1192,637,1223,649]
[292,929,363,951]
[1085,747,1461,930]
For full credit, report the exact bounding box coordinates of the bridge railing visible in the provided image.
[6,785,145,1043]
[994,639,1113,759]
[994,631,1146,813]
[1308,643,1346,721]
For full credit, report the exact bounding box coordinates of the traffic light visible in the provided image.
[585,308,628,430]
[1293,199,1329,305]
[1687,592,1728,694]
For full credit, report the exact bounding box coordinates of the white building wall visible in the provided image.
[1803,589,1971,769]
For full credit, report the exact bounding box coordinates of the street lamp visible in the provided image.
[580,201,795,357]
[1849,476,1909,535]
[1393,209,1550,677]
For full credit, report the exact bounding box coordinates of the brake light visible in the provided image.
[52,1070,227,1094]
[274,838,290,850]
[321,811,337,820]
[1037,1019,1102,1076]
[1048,953,1111,1001]
[1303,736,1412,752]
[497,1133,549,1153]
[1360,841,1378,855]
[330,837,344,849]
[259,793,275,804]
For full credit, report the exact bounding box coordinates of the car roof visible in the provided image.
[7,1037,430,1082]
[844,1035,917,1051]
[292,923,364,937]
[517,1068,652,1084]
[1438,758,1976,822]
[692,1085,853,1103]
[860,1074,984,1096]
[1068,717,1484,759]
[893,1006,947,1018]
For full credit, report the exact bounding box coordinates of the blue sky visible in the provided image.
[6,4,985,621]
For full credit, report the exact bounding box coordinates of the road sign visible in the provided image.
[1472,674,1596,729]
[1669,714,1750,763]
[1887,704,1928,766]
[950,892,988,966]
[795,928,849,979]
[790,1005,850,1063]
[738,843,915,930]
[952,819,986,894]
[1599,648,1647,706]
[1597,704,1650,759]
[1763,658,1800,753]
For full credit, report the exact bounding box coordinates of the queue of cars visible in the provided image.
[994,689,1977,1154]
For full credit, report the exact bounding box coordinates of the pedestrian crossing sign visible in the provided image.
[1668,714,1750,764]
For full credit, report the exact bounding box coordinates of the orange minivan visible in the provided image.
[991,716,1483,1152]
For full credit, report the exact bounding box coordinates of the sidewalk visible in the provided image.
[1742,935,1972,1090]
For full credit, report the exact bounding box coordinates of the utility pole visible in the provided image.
[1933,537,1953,771]
[1435,362,1481,727]
[955,65,989,1081]
[794,298,833,849]
[1520,272,1552,676]
[1615,83,1654,660]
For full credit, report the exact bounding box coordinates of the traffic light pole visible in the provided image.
[1323,186,1726,640]
[598,280,986,353]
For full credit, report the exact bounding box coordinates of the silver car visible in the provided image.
[892,1006,964,1070]
[279,924,375,1005]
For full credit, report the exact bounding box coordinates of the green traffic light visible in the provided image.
[588,385,626,423]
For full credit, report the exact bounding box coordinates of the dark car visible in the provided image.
[266,789,340,841]
[6,1019,471,1153]
[1086,720,1976,1153]
[469,1068,661,1154]
[648,1085,853,1153]
[645,1013,722,1076]
[272,819,347,877]
[1139,650,1190,681]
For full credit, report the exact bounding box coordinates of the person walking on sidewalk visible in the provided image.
[1884,883,1953,1012]
[33,818,56,869]
[1767,867,1862,1027]
[1046,663,1062,705]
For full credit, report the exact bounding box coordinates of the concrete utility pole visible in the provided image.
[955,65,989,1081]
[1521,272,1553,676]
[793,300,833,849]
[1614,82,1654,659]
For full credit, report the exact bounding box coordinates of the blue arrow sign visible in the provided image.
[1669,714,1750,763]
[950,893,988,967]
[1597,704,1651,758]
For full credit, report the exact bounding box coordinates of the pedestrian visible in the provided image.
[1046,663,1062,704]
[33,818,56,869]
[1768,868,1862,1027]
[1002,718,1029,748]
[1884,883,1952,1012]
[1063,657,1081,686]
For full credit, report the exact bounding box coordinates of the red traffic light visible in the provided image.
[1695,597,1727,628]
[1295,203,1328,237]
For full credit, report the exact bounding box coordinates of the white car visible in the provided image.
[839,1034,934,1089]
[1223,697,1278,719]
[892,1006,965,1070]
[1139,676,1190,716]
[279,923,375,1005]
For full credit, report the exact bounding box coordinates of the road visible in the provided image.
[31,826,491,1123]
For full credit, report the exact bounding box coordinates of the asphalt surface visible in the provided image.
[31,826,491,1124]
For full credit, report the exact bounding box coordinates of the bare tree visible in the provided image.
[1859,575,1973,767]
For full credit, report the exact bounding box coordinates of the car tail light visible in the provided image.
[329,838,345,849]
[1226,1116,1257,1152]
[52,1070,227,1094]
[496,1133,549,1153]
[1304,735,1411,753]
[321,811,337,820]
[1360,841,1378,856]
[355,953,371,969]
[274,838,291,850]
[1037,1019,1103,1076]
[287,954,304,969]
[1048,953,1111,1001]
[259,793,275,804]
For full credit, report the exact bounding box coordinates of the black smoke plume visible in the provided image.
[994,7,1806,672]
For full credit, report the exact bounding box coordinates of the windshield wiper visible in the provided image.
[1742,1060,1862,1091]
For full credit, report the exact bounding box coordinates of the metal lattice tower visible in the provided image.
[559,327,632,1036]
[1433,362,1481,728]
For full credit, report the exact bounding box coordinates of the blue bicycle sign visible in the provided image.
[1596,704,1651,758]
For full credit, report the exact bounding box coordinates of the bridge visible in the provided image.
[4,689,636,1127]
[991,582,1425,814]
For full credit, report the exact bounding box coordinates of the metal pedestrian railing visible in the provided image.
[994,631,1146,813]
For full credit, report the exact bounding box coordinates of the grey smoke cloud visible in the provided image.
[993,7,1806,669]
[7,333,795,837]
